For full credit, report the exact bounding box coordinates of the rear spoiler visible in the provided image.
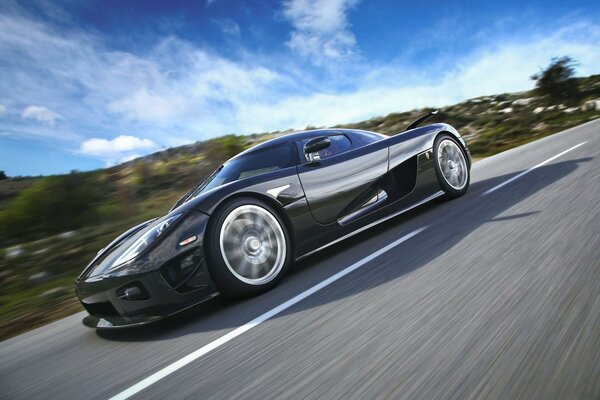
[405,110,438,131]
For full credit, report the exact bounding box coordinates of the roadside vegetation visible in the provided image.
[1,59,599,340]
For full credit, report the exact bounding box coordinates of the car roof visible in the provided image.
[228,128,388,164]
[230,129,343,160]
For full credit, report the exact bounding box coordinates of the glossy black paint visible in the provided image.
[298,138,388,225]
[76,122,471,328]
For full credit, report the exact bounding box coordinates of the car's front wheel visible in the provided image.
[206,197,291,297]
[433,134,470,198]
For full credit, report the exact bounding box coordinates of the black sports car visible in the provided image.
[76,112,471,328]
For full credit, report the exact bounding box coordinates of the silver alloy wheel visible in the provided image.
[437,139,468,190]
[219,204,286,285]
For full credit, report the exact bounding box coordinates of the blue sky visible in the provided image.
[1,0,599,176]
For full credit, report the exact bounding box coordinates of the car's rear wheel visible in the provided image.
[433,134,470,198]
[206,197,291,297]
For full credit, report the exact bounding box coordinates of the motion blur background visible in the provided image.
[0,0,599,340]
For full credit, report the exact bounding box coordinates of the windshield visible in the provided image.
[173,142,297,208]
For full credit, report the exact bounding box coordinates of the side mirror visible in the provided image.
[304,137,331,161]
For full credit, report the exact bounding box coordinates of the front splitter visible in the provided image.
[83,314,163,329]
[82,292,220,329]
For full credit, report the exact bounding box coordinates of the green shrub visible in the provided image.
[0,173,103,243]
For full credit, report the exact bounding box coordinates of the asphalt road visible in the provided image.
[2,119,599,400]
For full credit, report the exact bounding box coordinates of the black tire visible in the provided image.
[205,197,292,297]
[433,134,470,198]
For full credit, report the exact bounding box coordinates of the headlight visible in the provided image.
[111,213,182,269]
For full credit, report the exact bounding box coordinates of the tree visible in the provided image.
[0,171,7,180]
[531,56,579,102]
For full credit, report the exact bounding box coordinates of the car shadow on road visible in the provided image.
[96,157,592,342]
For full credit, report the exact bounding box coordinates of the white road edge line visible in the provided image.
[482,142,586,196]
[109,226,428,400]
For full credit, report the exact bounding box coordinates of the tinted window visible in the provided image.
[351,130,386,145]
[181,143,297,202]
[300,134,352,161]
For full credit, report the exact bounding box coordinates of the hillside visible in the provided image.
[1,74,599,340]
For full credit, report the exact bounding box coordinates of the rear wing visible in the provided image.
[405,110,438,131]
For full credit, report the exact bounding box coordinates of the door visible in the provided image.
[297,133,389,225]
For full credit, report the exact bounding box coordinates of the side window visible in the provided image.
[352,130,386,145]
[300,134,352,161]
[320,135,352,159]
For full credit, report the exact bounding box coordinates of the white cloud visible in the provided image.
[212,19,241,37]
[0,104,6,117]
[21,105,61,125]
[80,135,158,159]
[230,24,600,131]
[108,88,188,122]
[283,0,359,63]
[1,4,600,172]
[120,153,142,163]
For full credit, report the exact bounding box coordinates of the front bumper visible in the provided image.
[76,255,218,328]
[76,210,219,328]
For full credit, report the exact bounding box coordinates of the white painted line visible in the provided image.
[110,226,428,400]
[482,142,586,196]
